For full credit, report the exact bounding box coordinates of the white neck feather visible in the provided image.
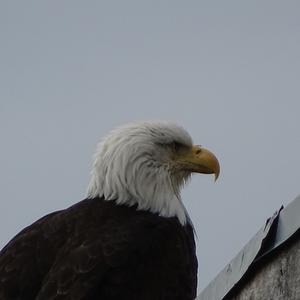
[87,121,193,225]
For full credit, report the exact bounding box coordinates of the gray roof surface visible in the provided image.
[196,195,300,300]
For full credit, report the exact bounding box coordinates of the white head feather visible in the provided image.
[87,121,194,225]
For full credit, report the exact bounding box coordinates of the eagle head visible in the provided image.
[87,121,219,225]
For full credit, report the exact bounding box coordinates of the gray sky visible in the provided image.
[1,0,300,293]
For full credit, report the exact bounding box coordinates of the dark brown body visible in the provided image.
[0,198,197,300]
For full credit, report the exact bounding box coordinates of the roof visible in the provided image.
[196,195,300,300]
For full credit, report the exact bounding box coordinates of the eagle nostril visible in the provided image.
[195,148,201,155]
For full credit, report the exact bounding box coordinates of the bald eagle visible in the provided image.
[0,121,219,300]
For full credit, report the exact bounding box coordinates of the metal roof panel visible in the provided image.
[196,195,300,300]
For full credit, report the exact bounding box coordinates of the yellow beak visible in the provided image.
[176,145,220,180]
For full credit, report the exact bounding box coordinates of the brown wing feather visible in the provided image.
[0,198,197,300]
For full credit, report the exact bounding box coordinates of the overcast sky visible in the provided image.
[1,0,300,293]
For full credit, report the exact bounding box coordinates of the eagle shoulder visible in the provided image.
[0,198,197,300]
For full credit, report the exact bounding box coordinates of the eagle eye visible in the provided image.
[170,141,186,152]
[155,141,187,152]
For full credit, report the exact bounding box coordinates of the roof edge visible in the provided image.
[196,195,300,300]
